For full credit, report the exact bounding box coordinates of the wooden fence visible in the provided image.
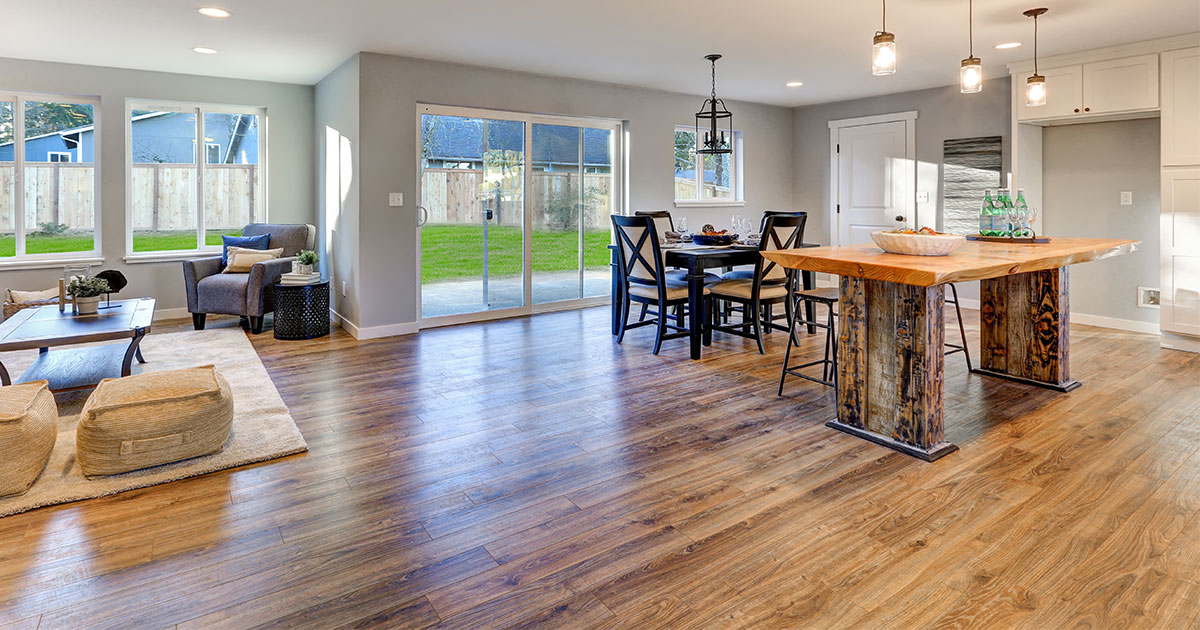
[422,168,612,230]
[674,177,732,201]
[0,163,259,233]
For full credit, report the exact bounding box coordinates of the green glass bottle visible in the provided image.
[979,189,995,236]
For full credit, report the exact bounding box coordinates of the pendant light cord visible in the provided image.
[882,0,887,32]
[1033,14,1039,74]
[968,0,973,57]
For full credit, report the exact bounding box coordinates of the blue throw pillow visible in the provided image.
[222,233,271,266]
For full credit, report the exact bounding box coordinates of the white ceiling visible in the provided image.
[4,0,1198,107]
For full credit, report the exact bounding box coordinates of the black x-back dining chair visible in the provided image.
[706,214,803,353]
[612,214,709,355]
[633,210,719,323]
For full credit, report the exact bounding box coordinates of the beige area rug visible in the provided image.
[0,328,307,518]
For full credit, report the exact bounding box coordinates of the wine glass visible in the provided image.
[676,216,688,235]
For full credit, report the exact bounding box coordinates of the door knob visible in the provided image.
[895,215,905,222]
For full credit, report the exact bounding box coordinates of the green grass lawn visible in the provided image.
[0,230,243,257]
[422,224,609,284]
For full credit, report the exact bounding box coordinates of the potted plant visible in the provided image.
[293,250,318,276]
[67,276,110,315]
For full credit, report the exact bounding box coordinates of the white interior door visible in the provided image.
[834,117,914,246]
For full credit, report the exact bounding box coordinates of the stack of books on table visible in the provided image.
[279,272,321,286]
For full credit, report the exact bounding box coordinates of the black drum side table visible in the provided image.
[272,281,330,340]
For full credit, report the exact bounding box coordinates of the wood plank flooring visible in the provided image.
[0,305,1198,629]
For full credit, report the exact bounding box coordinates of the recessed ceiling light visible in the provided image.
[192,47,218,54]
[995,42,1022,49]
[785,81,804,87]
[198,7,231,18]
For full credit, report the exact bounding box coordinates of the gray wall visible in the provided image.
[314,55,361,326]
[792,77,1012,246]
[0,56,315,315]
[326,52,796,330]
[1043,118,1161,324]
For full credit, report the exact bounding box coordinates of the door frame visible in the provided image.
[827,110,918,246]
[415,103,624,329]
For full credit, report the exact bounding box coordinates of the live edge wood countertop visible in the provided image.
[761,237,1139,287]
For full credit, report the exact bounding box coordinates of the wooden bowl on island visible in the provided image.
[870,230,965,256]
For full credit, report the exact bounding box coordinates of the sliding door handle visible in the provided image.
[417,205,429,227]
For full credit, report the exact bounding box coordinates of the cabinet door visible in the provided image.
[1162,48,1200,166]
[1017,65,1083,121]
[1162,167,1200,337]
[1083,54,1160,114]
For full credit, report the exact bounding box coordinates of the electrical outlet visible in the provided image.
[917,191,930,203]
[341,281,348,297]
[388,192,404,207]
[1138,286,1160,308]
[1120,191,1133,205]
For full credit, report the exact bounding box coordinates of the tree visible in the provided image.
[23,103,93,137]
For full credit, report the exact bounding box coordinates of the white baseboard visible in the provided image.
[958,297,981,310]
[153,307,192,322]
[330,309,418,340]
[1162,331,1200,353]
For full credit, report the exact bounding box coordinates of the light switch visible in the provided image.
[1120,191,1133,205]
[388,193,404,207]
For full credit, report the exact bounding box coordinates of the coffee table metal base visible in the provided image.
[1,332,147,391]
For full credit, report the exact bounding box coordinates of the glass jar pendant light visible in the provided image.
[872,0,897,75]
[694,54,732,155]
[960,0,982,93]
[1024,8,1048,106]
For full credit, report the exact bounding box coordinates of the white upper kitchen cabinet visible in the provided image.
[1082,54,1160,115]
[1162,47,1200,167]
[1017,65,1083,121]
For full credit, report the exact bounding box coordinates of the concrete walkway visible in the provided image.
[422,269,609,317]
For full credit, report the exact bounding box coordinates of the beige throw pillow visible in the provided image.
[9,287,60,303]
[223,247,284,273]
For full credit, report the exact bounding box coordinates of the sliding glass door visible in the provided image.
[418,105,622,325]
[530,124,615,304]
[419,113,525,318]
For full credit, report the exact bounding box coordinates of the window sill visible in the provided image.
[124,250,220,264]
[0,256,105,271]
[673,200,747,208]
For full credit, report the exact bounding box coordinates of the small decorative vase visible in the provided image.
[75,295,101,315]
[292,262,315,276]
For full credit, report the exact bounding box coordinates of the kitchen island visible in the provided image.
[763,237,1138,461]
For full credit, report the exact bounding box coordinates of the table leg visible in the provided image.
[135,347,146,364]
[687,260,705,360]
[828,277,958,461]
[0,361,9,386]
[802,270,817,335]
[974,267,1078,392]
[122,329,147,377]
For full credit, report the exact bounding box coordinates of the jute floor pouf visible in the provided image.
[0,380,58,497]
[77,365,234,477]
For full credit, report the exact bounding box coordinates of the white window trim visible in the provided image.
[0,91,102,262]
[672,124,744,207]
[125,99,267,256]
[46,151,73,163]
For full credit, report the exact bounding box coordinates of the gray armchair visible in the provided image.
[183,223,316,334]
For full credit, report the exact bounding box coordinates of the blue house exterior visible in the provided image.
[0,111,259,164]
[421,116,612,172]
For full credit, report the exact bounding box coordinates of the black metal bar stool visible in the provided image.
[944,283,972,370]
[778,287,839,395]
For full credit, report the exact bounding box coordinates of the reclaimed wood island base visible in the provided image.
[764,238,1138,461]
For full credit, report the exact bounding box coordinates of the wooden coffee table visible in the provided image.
[0,298,155,391]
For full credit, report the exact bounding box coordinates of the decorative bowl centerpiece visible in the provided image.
[870,228,965,256]
[692,224,736,246]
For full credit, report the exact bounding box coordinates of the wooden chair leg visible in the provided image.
[617,295,632,343]
[638,304,648,322]
[652,300,667,355]
[751,299,765,354]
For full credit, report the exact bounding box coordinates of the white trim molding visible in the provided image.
[331,309,419,340]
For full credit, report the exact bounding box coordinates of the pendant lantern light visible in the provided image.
[694,54,732,155]
[872,0,897,76]
[1024,8,1048,107]
[960,0,982,93]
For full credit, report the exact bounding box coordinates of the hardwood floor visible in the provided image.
[0,305,1198,629]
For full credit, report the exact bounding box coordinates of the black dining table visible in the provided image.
[610,242,821,359]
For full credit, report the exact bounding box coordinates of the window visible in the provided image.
[0,93,99,261]
[673,125,742,206]
[128,102,265,254]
